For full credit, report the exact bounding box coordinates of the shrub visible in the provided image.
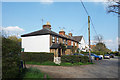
[21,52,54,63]
[2,37,21,78]
[61,55,89,63]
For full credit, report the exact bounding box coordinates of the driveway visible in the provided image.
[26,56,119,78]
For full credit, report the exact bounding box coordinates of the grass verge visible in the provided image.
[19,67,50,79]
[26,61,94,66]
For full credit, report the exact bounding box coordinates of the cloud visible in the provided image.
[104,38,118,51]
[1,26,24,36]
[90,37,118,51]
[3,26,24,32]
[40,0,54,4]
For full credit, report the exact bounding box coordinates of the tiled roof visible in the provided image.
[21,28,79,42]
[50,43,60,49]
[73,36,83,42]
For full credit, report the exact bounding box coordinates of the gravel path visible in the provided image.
[26,56,119,78]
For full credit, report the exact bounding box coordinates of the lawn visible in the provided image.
[26,61,93,66]
[19,67,50,79]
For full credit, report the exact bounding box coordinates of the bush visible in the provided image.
[21,52,54,63]
[2,37,21,78]
[61,55,89,63]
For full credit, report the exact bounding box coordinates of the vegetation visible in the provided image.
[60,43,66,55]
[107,0,120,14]
[26,61,93,66]
[71,46,78,53]
[8,35,21,43]
[2,36,21,78]
[21,52,54,63]
[61,55,89,64]
[19,67,50,79]
[92,35,111,55]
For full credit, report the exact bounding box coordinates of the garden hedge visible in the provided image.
[61,55,89,63]
[21,52,54,63]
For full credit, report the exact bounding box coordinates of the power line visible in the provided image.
[80,0,90,16]
[80,0,98,36]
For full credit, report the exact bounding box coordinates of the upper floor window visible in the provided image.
[52,36,55,43]
[66,40,67,45]
[71,41,73,46]
[57,37,59,43]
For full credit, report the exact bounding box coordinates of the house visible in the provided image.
[21,22,88,57]
[73,36,89,52]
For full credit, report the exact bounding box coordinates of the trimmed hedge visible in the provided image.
[21,52,54,63]
[61,55,89,63]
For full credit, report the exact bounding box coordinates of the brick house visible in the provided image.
[21,22,86,57]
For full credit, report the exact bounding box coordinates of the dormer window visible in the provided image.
[52,36,55,43]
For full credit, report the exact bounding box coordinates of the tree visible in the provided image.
[8,35,21,43]
[93,35,111,54]
[107,0,120,14]
[94,35,103,43]
[2,32,21,78]
[92,42,111,55]
[107,0,120,51]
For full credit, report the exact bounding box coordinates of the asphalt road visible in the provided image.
[27,56,119,78]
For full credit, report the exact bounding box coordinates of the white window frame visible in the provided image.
[71,41,73,46]
[75,42,77,46]
[52,36,55,43]
[57,37,59,43]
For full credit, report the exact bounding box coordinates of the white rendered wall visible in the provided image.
[79,37,87,52]
[22,35,50,52]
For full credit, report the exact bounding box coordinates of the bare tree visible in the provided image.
[107,0,120,14]
[94,35,104,44]
[107,0,120,51]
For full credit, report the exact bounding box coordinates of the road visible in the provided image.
[26,56,119,78]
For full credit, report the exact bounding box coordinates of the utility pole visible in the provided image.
[88,16,91,63]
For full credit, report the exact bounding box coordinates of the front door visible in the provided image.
[58,48,61,57]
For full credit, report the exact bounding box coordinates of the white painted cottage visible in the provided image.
[73,36,89,52]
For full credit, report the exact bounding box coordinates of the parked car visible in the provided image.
[104,54,110,59]
[109,54,114,58]
[73,53,84,56]
[87,53,102,60]
[99,55,104,59]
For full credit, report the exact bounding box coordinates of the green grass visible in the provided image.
[26,61,94,66]
[19,67,50,79]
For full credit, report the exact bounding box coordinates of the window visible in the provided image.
[71,41,73,46]
[75,42,77,46]
[52,36,55,43]
[63,39,64,44]
[66,40,67,45]
[57,37,59,43]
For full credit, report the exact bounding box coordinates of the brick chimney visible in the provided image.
[68,32,72,37]
[43,22,51,30]
[59,29,65,35]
